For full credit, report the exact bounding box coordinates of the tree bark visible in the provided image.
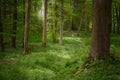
[52,3,57,43]
[0,0,4,51]
[114,1,119,33]
[118,6,120,33]
[90,0,112,60]
[42,0,48,47]
[112,2,116,33]
[85,14,89,35]
[23,0,31,54]
[77,0,85,36]
[11,0,17,48]
[67,0,73,36]
[59,0,64,45]
[22,0,25,48]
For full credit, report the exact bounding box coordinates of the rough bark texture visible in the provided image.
[23,0,31,54]
[90,0,112,60]
[11,0,17,48]
[59,0,64,45]
[42,0,48,47]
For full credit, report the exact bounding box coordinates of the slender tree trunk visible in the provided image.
[42,0,48,47]
[77,0,85,36]
[77,17,82,36]
[34,0,37,12]
[23,0,25,24]
[22,0,25,48]
[67,19,72,36]
[118,6,120,33]
[67,0,73,36]
[59,0,64,45]
[52,3,57,43]
[23,0,31,54]
[85,14,89,35]
[112,2,116,33]
[0,0,4,51]
[11,0,17,48]
[114,1,119,33]
[90,0,112,60]
[3,1,6,19]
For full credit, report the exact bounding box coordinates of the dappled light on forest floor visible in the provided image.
[0,34,120,80]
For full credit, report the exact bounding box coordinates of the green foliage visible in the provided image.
[0,32,120,80]
[0,32,89,80]
[0,0,120,80]
[75,57,120,80]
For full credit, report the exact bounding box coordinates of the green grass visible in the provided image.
[0,32,120,80]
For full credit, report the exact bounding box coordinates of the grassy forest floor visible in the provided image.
[0,32,120,80]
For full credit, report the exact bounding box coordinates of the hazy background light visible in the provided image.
[38,0,44,21]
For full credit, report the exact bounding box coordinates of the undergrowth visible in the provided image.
[0,32,120,80]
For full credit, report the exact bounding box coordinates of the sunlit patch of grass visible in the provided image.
[28,68,56,80]
[64,37,82,43]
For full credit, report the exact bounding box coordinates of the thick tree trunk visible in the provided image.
[23,0,31,54]
[90,0,112,60]
[42,0,48,47]
[59,0,64,45]
[11,0,17,48]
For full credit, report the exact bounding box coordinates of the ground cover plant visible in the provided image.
[0,32,120,80]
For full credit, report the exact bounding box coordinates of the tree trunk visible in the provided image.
[42,0,48,47]
[85,14,89,35]
[59,0,64,45]
[22,0,25,48]
[52,3,57,43]
[0,0,4,51]
[11,0,17,48]
[112,2,116,33]
[23,0,31,54]
[90,0,112,60]
[77,0,85,36]
[118,6,120,33]
[115,1,119,34]
[67,0,73,36]
[34,0,37,12]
